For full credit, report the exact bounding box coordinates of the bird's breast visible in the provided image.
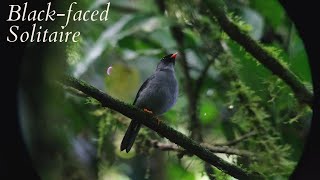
[135,71,178,115]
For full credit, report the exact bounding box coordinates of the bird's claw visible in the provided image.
[143,109,161,125]
[143,108,153,114]
[156,117,161,125]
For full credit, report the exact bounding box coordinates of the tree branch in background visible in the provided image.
[202,0,313,106]
[195,41,223,96]
[202,143,255,158]
[60,84,89,98]
[147,139,255,157]
[214,131,258,147]
[170,25,203,141]
[61,75,263,179]
[195,58,215,94]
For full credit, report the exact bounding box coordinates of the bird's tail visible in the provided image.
[120,120,141,153]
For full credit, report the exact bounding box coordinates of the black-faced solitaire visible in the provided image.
[120,53,179,152]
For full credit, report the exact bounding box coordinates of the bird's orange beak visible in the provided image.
[171,52,178,59]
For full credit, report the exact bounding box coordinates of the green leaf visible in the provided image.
[226,39,271,99]
[286,28,312,82]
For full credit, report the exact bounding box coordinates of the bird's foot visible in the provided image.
[156,117,162,125]
[143,109,161,125]
[143,108,153,114]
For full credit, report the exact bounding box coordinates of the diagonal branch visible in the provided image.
[61,75,263,179]
[202,0,313,106]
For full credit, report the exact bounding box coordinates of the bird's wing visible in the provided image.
[133,74,155,105]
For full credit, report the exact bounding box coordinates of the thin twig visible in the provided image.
[58,82,88,98]
[201,143,255,157]
[214,131,258,147]
[195,41,223,95]
[148,140,255,157]
[171,25,203,141]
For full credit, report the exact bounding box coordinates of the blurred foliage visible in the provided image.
[104,63,140,101]
[19,0,313,179]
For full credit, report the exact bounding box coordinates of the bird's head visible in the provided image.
[156,52,178,71]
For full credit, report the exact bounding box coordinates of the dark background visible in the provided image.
[1,0,319,179]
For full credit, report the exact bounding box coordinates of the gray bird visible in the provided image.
[120,53,179,153]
